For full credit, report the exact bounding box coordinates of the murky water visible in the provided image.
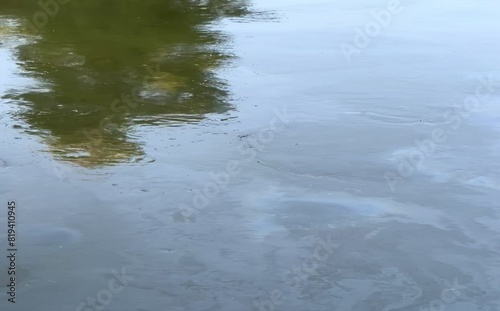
[1,0,500,310]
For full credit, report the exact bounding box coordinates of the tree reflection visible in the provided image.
[1,0,254,167]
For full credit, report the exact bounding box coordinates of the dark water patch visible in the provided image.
[0,0,268,167]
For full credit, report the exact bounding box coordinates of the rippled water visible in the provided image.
[1,0,500,310]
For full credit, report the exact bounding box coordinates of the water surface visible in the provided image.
[1,0,500,310]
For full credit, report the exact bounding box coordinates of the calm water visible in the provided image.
[1,0,500,310]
